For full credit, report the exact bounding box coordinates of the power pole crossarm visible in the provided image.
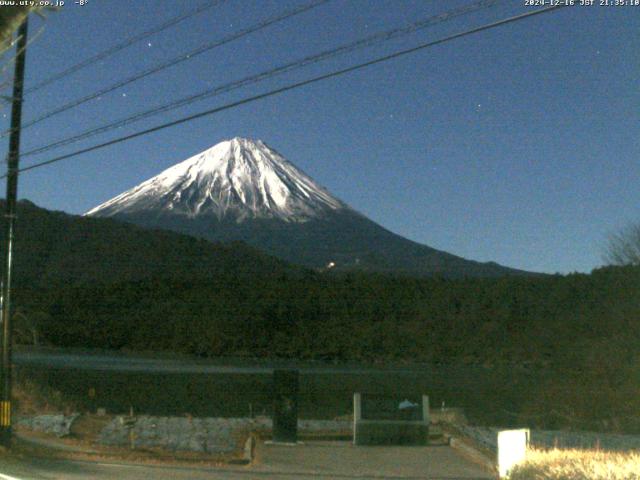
[0,17,28,448]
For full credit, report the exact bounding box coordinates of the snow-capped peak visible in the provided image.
[86,137,346,222]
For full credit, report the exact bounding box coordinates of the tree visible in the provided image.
[0,7,31,53]
[604,224,640,266]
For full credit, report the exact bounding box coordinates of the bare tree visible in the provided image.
[604,224,640,266]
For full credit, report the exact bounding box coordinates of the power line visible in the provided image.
[5,4,567,179]
[21,0,225,95]
[22,0,502,159]
[0,0,330,138]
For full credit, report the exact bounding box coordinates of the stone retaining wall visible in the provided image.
[16,414,79,437]
[98,416,351,454]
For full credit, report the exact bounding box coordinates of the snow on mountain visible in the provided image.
[86,137,346,222]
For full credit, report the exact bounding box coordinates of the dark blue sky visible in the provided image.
[1,0,638,274]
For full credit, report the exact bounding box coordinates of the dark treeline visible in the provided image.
[16,266,640,365]
[13,265,640,431]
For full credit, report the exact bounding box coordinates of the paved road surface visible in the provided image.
[0,441,494,479]
[14,349,432,375]
[253,441,494,479]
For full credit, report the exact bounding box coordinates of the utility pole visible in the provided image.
[0,17,29,448]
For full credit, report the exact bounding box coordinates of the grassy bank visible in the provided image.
[510,448,640,480]
[13,377,76,415]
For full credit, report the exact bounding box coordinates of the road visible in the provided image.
[14,349,432,375]
[0,441,494,480]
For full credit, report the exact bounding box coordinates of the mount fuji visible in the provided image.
[87,137,530,277]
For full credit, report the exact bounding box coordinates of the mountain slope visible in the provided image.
[87,137,533,278]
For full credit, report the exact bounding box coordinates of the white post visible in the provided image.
[353,393,361,445]
[497,429,529,478]
[422,395,430,424]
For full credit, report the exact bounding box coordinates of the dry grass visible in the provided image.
[509,448,640,480]
[13,378,76,415]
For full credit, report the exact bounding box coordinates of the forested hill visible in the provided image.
[23,265,640,364]
[4,199,300,288]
